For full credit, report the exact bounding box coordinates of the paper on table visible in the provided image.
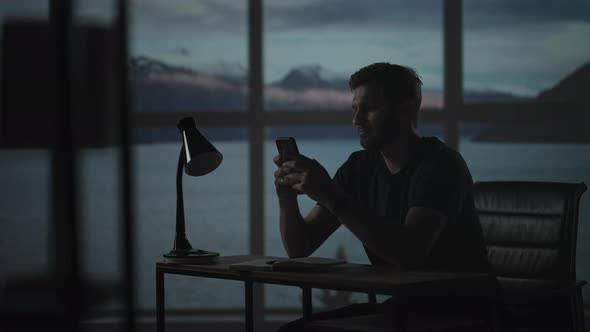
[229,257,346,272]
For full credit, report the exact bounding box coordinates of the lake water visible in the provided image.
[1,138,589,310]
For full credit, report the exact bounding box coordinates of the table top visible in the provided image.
[157,255,496,297]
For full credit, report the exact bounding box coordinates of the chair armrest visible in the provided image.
[496,280,587,305]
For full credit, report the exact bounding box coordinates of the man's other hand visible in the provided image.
[274,154,299,200]
[280,153,337,205]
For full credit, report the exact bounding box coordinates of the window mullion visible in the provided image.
[249,0,266,323]
[443,0,463,150]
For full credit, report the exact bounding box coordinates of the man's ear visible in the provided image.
[400,101,420,128]
[397,100,417,120]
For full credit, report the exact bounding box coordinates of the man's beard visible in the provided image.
[360,127,398,150]
[360,135,378,150]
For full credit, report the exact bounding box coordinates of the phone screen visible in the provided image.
[276,137,299,158]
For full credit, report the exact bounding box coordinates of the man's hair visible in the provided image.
[349,63,423,112]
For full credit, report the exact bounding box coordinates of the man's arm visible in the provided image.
[325,194,447,268]
[282,153,456,269]
[278,199,340,258]
[274,155,340,258]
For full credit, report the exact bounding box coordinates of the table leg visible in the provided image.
[489,299,501,332]
[245,280,254,332]
[390,296,405,332]
[156,269,165,332]
[302,287,312,322]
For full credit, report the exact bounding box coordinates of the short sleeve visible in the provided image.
[408,150,472,219]
[315,153,357,210]
[332,153,356,195]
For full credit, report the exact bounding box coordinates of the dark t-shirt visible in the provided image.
[330,137,490,273]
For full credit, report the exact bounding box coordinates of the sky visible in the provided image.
[1,0,589,96]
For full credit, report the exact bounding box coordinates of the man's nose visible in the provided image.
[352,110,363,126]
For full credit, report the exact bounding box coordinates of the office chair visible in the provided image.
[304,181,587,332]
[473,181,587,332]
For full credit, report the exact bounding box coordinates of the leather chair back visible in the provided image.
[474,181,587,331]
[473,181,586,292]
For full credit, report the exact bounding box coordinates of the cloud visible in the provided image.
[144,71,238,91]
[265,0,442,31]
[127,0,590,48]
[131,0,246,38]
[266,0,590,32]
[464,0,590,28]
[179,48,191,56]
[265,86,351,109]
[464,20,590,93]
[4,0,588,34]
[264,86,442,110]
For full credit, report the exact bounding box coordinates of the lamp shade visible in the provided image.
[177,117,222,176]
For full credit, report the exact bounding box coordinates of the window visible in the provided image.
[264,0,444,111]
[264,126,366,263]
[0,150,52,277]
[463,1,590,103]
[5,0,589,324]
[134,128,249,309]
[75,0,115,24]
[460,128,590,282]
[263,127,372,311]
[130,0,248,112]
[0,0,51,300]
[264,125,444,310]
[79,147,124,298]
[0,2,48,22]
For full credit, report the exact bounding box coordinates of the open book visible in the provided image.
[229,257,347,272]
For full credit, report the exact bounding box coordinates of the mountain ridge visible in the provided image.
[130,55,527,111]
[537,62,590,101]
[474,61,590,142]
[130,56,589,142]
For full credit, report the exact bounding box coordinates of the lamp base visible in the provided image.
[163,249,220,264]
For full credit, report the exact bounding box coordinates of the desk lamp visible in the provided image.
[164,117,223,262]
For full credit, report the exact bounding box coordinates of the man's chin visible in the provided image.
[359,138,376,150]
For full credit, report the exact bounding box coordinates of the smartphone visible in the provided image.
[275,137,299,159]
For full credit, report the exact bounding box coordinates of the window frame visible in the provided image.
[131,0,590,320]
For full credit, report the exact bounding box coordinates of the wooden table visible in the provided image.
[156,255,495,332]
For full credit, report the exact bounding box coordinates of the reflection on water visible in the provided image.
[1,139,589,309]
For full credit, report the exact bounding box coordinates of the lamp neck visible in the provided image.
[177,144,185,212]
[174,145,193,251]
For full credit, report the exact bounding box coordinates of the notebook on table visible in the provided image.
[229,257,347,272]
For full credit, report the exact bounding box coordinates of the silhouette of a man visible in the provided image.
[274,63,491,331]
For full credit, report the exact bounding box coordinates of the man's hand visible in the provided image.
[274,154,343,259]
[273,154,298,200]
[279,153,338,205]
